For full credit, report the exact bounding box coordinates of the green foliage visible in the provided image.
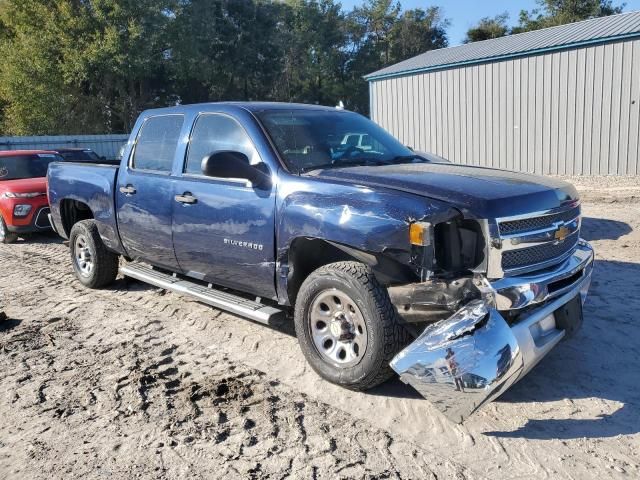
[464,13,510,43]
[0,0,177,134]
[513,0,625,33]
[170,0,285,103]
[0,0,629,133]
[344,0,448,111]
[389,7,449,60]
[0,1,76,135]
[0,0,450,134]
[464,1,625,44]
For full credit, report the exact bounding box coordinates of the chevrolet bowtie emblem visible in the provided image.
[554,225,570,242]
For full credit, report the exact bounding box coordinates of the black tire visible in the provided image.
[0,215,18,244]
[294,261,409,391]
[69,220,119,288]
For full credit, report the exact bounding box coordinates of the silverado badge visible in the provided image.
[224,238,264,251]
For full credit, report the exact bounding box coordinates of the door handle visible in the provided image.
[175,192,197,204]
[119,184,137,195]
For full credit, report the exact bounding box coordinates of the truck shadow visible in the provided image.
[0,317,22,332]
[369,377,424,399]
[486,257,640,440]
[580,217,631,241]
[12,231,62,245]
[111,276,300,336]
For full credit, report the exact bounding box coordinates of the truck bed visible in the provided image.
[47,162,123,253]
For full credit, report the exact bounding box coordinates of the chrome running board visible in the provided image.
[120,263,285,325]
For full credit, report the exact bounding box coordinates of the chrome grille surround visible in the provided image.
[486,201,582,278]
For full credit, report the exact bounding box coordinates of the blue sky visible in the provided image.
[339,0,640,45]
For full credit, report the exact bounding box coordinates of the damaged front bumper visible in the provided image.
[389,240,594,423]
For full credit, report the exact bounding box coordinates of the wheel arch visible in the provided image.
[59,198,94,238]
[283,237,416,306]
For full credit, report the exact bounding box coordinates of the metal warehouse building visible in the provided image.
[365,11,640,175]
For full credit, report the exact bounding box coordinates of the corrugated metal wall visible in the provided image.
[0,134,129,160]
[370,38,640,175]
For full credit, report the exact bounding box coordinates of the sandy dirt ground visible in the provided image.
[1,181,639,479]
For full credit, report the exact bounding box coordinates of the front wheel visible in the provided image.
[69,220,119,288]
[294,261,409,391]
[0,215,18,244]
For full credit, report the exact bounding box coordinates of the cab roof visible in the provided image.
[139,101,348,117]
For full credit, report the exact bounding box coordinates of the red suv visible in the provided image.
[0,150,62,243]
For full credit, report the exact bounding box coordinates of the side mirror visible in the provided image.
[201,150,271,189]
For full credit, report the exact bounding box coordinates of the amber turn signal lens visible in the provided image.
[410,222,431,246]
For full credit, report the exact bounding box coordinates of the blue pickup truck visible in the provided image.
[47,102,594,422]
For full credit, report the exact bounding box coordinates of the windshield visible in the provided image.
[256,109,423,172]
[0,154,61,181]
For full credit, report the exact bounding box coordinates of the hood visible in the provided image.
[0,177,48,195]
[307,163,578,219]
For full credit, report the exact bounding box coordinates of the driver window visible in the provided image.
[185,113,259,175]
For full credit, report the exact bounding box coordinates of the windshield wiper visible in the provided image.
[388,154,425,164]
[300,157,389,173]
[299,154,427,174]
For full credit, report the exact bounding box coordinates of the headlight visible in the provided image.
[3,192,45,198]
[13,204,32,217]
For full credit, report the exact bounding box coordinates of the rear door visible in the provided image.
[116,114,185,270]
[171,112,277,298]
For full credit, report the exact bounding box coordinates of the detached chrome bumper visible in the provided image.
[390,240,594,423]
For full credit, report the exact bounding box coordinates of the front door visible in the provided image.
[116,114,184,270]
[171,112,277,298]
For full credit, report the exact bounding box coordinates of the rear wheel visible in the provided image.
[0,216,18,244]
[69,220,119,288]
[294,261,409,390]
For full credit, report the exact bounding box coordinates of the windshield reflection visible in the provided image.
[256,109,428,172]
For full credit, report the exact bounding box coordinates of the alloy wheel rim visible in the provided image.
[74,235,94,277]
[309,288,368,368]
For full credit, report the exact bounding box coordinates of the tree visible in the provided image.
[389,7,449,60]
[345,0,448,112]
[513,0,625,33]
[273,0,349,105]
[169,0,286,104]
[0,0,177,134]
[70,0,179,132]
[0,1,81,135]
[464,12,510,43]
[0,0,451,132]
[349,0,402,66]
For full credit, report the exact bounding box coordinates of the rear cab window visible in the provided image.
[132,115,184,172]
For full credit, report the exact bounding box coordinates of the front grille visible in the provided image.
[499,205,580,236]
[502,231,579,270]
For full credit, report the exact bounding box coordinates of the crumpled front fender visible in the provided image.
[390,300,524,423]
